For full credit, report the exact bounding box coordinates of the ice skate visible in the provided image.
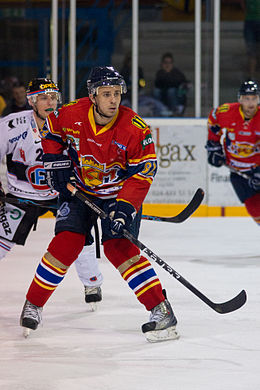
[84,286,102,311]
[20,299,42,337]
[142,298,179,342]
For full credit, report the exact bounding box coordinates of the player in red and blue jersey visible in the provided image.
[206,80,260,224]
[20,66,179,342]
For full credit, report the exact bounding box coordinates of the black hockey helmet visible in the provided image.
[26,78,61,102]
[87,66,127,95]
[238,80,260,98]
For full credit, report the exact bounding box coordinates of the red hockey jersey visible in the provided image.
[40,97,157,211]
[207,102,260,172]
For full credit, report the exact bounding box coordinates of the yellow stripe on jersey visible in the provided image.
[132,174,153,184]
[88,104,119,136]
[131,115,148,129]
[128,154,157,164]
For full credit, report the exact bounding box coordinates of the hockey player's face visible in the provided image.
[239,95,259,118]
[34,92,58,119]
[93,86,121,118]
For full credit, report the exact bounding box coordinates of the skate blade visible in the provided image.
[88,302,97,312]
[144,326,179,343]
[22,327,31,338]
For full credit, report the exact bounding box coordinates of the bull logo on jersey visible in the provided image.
[81,155,120,186]
[26,165,50,191]
[228,142,256,158]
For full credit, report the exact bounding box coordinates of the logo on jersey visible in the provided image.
[9,130,28,144]
[81,155,120,186]
[141,134,154,149]
[26,165,49,191]
[132,115,147,129]
[39,122,50,139]
[20,148,26,162]
[65,128,80,135]
[56,202,70,221]
[7,116,26,130]
[112,140,127,151]
[8,119,16,129]
[228,142,256,158]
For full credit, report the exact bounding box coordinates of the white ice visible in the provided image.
[0,217,259,390]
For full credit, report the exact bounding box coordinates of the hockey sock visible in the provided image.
[26,254,68,307]
[26,231,85,307]
[103,238,165,311]
[245,193,260,225]
[0,238,15,260]
[47,231,86,266]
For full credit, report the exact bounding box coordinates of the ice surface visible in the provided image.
[0,217,259,390]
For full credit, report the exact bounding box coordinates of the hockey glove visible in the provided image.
[43,153,74,199]
[249,166,260,191]
[205,140,226,167]
[109,200,136,238]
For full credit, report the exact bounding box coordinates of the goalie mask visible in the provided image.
[26,78,62,104]
[87,66,127,96]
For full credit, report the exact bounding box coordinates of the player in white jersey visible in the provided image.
[0,78,103,308]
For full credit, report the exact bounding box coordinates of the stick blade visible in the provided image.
[168,188,204,223]
[212,290,247,314]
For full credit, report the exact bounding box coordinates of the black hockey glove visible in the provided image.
[248,166,260,191]
[205,140,226,167]
[0,182,5,207]
[109,200,136,238]
[43,153,74,199]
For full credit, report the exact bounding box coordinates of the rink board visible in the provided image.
[0,118,250,217]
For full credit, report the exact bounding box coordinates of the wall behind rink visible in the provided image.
[143,118,249,217]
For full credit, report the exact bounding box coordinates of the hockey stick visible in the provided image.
[0,196,57,210]
[0,189,204,223]
[227,165,250,180]
[67,183,247,314]
[142,188,204,223]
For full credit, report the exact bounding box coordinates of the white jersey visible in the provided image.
[0,109,58,201]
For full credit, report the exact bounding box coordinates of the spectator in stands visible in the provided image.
[2,81,31,116]
[240,0,260,79]
[119,53,171,117]
[120,52,146,102]
[153,52,189,117]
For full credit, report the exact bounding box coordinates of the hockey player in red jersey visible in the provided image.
[20,66,178,342]
[206,80,260,224]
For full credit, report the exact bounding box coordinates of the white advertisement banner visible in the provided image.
[144,118,240,206]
